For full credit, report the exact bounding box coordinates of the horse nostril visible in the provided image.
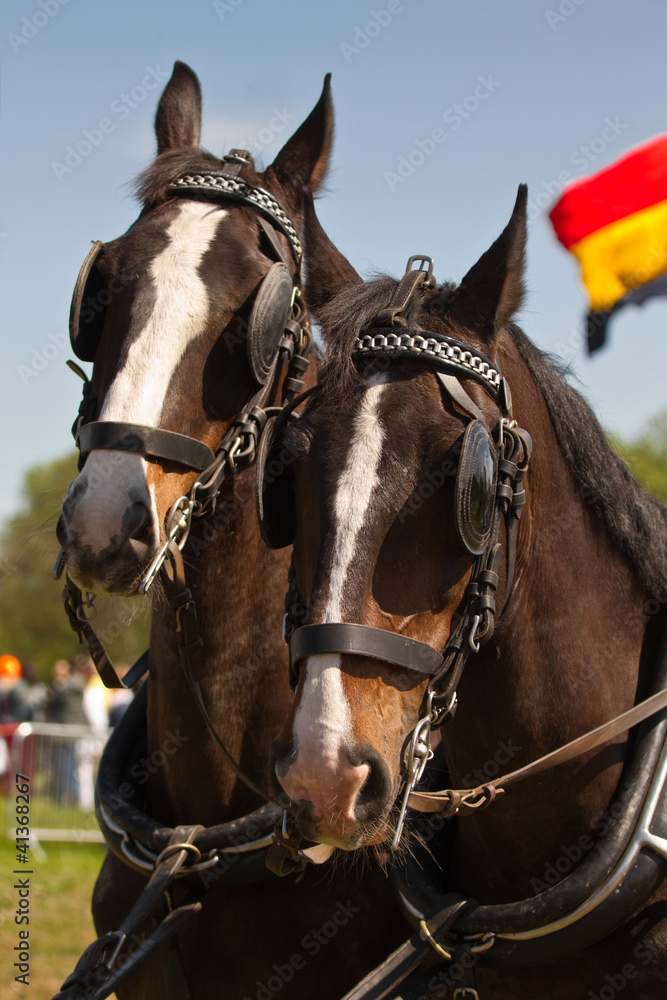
[350,746,393,825]
[119,501,155,546]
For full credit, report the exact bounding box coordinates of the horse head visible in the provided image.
[264,188,529,849]
[57,61,332,596]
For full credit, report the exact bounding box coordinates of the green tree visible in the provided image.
[613,409,667,505]
[0,453,150,679]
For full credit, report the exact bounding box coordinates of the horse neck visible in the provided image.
[145,465,293,828]
[441,335,651,900]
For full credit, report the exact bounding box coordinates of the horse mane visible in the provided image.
[316,277,667,597]
[509,325,667,597]
[134,148,223,206]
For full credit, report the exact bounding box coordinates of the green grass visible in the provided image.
[0,833,107,997]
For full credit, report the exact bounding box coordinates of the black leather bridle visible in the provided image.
[275,256,531,850]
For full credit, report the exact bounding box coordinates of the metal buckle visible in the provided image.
[391,692,436,850]
[406,255,436,288]
[224,149,251,164]
[138,495,194,595]
[154,841,202,867]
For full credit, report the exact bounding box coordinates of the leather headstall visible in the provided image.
[261,256,532,712]
[61,150,313,604]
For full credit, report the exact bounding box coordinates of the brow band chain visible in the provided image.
[354,330,502,395]
[166,173,303,265]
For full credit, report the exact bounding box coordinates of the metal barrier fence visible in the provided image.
[5,722,111,847]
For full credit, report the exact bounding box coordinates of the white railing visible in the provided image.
[7,722,112,847]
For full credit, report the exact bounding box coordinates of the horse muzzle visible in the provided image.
[271,739,395,849]
[57,460,159,595]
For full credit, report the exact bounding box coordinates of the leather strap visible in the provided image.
[62,576,150,689]
[257,215,289,267]
[375,269,430,326]
[437,371,487,424]
[339,899,471,1000]
[409,682,667,815]
[290,623,444,679]
[53,825,203,1000]
[78,421,215,472]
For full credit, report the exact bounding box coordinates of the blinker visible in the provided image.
[455,421,497,555]
[69,240,105,361]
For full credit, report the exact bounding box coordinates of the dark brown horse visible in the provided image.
[55,62,406,1000]
[262,188,667,997]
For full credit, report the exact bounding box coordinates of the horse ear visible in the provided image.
[155,61,202,154]
[266,75,334,197]
[303,191,362,315]
[453,185,527,341]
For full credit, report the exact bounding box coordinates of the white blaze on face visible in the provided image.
[100,200,226,425]
[291,382,387,771]
[68,201,225,552]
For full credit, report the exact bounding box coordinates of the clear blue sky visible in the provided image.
[1,0,665,516]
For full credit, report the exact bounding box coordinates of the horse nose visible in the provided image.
[277,749,371,823]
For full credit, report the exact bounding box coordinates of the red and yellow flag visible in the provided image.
[549,134,667,352]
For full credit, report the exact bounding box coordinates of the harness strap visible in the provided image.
[52,825,203,1000]
[408,682,667,816]
[375,268,432,326]
[62,577,149,689]
[290,622,444,680]
[77,422,216,471]
[257,215,290,267]
[338,900,472,1000]
[436,371,487,424]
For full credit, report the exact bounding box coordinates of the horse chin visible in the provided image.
[289,804,392,852]
[62,539,156,597]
